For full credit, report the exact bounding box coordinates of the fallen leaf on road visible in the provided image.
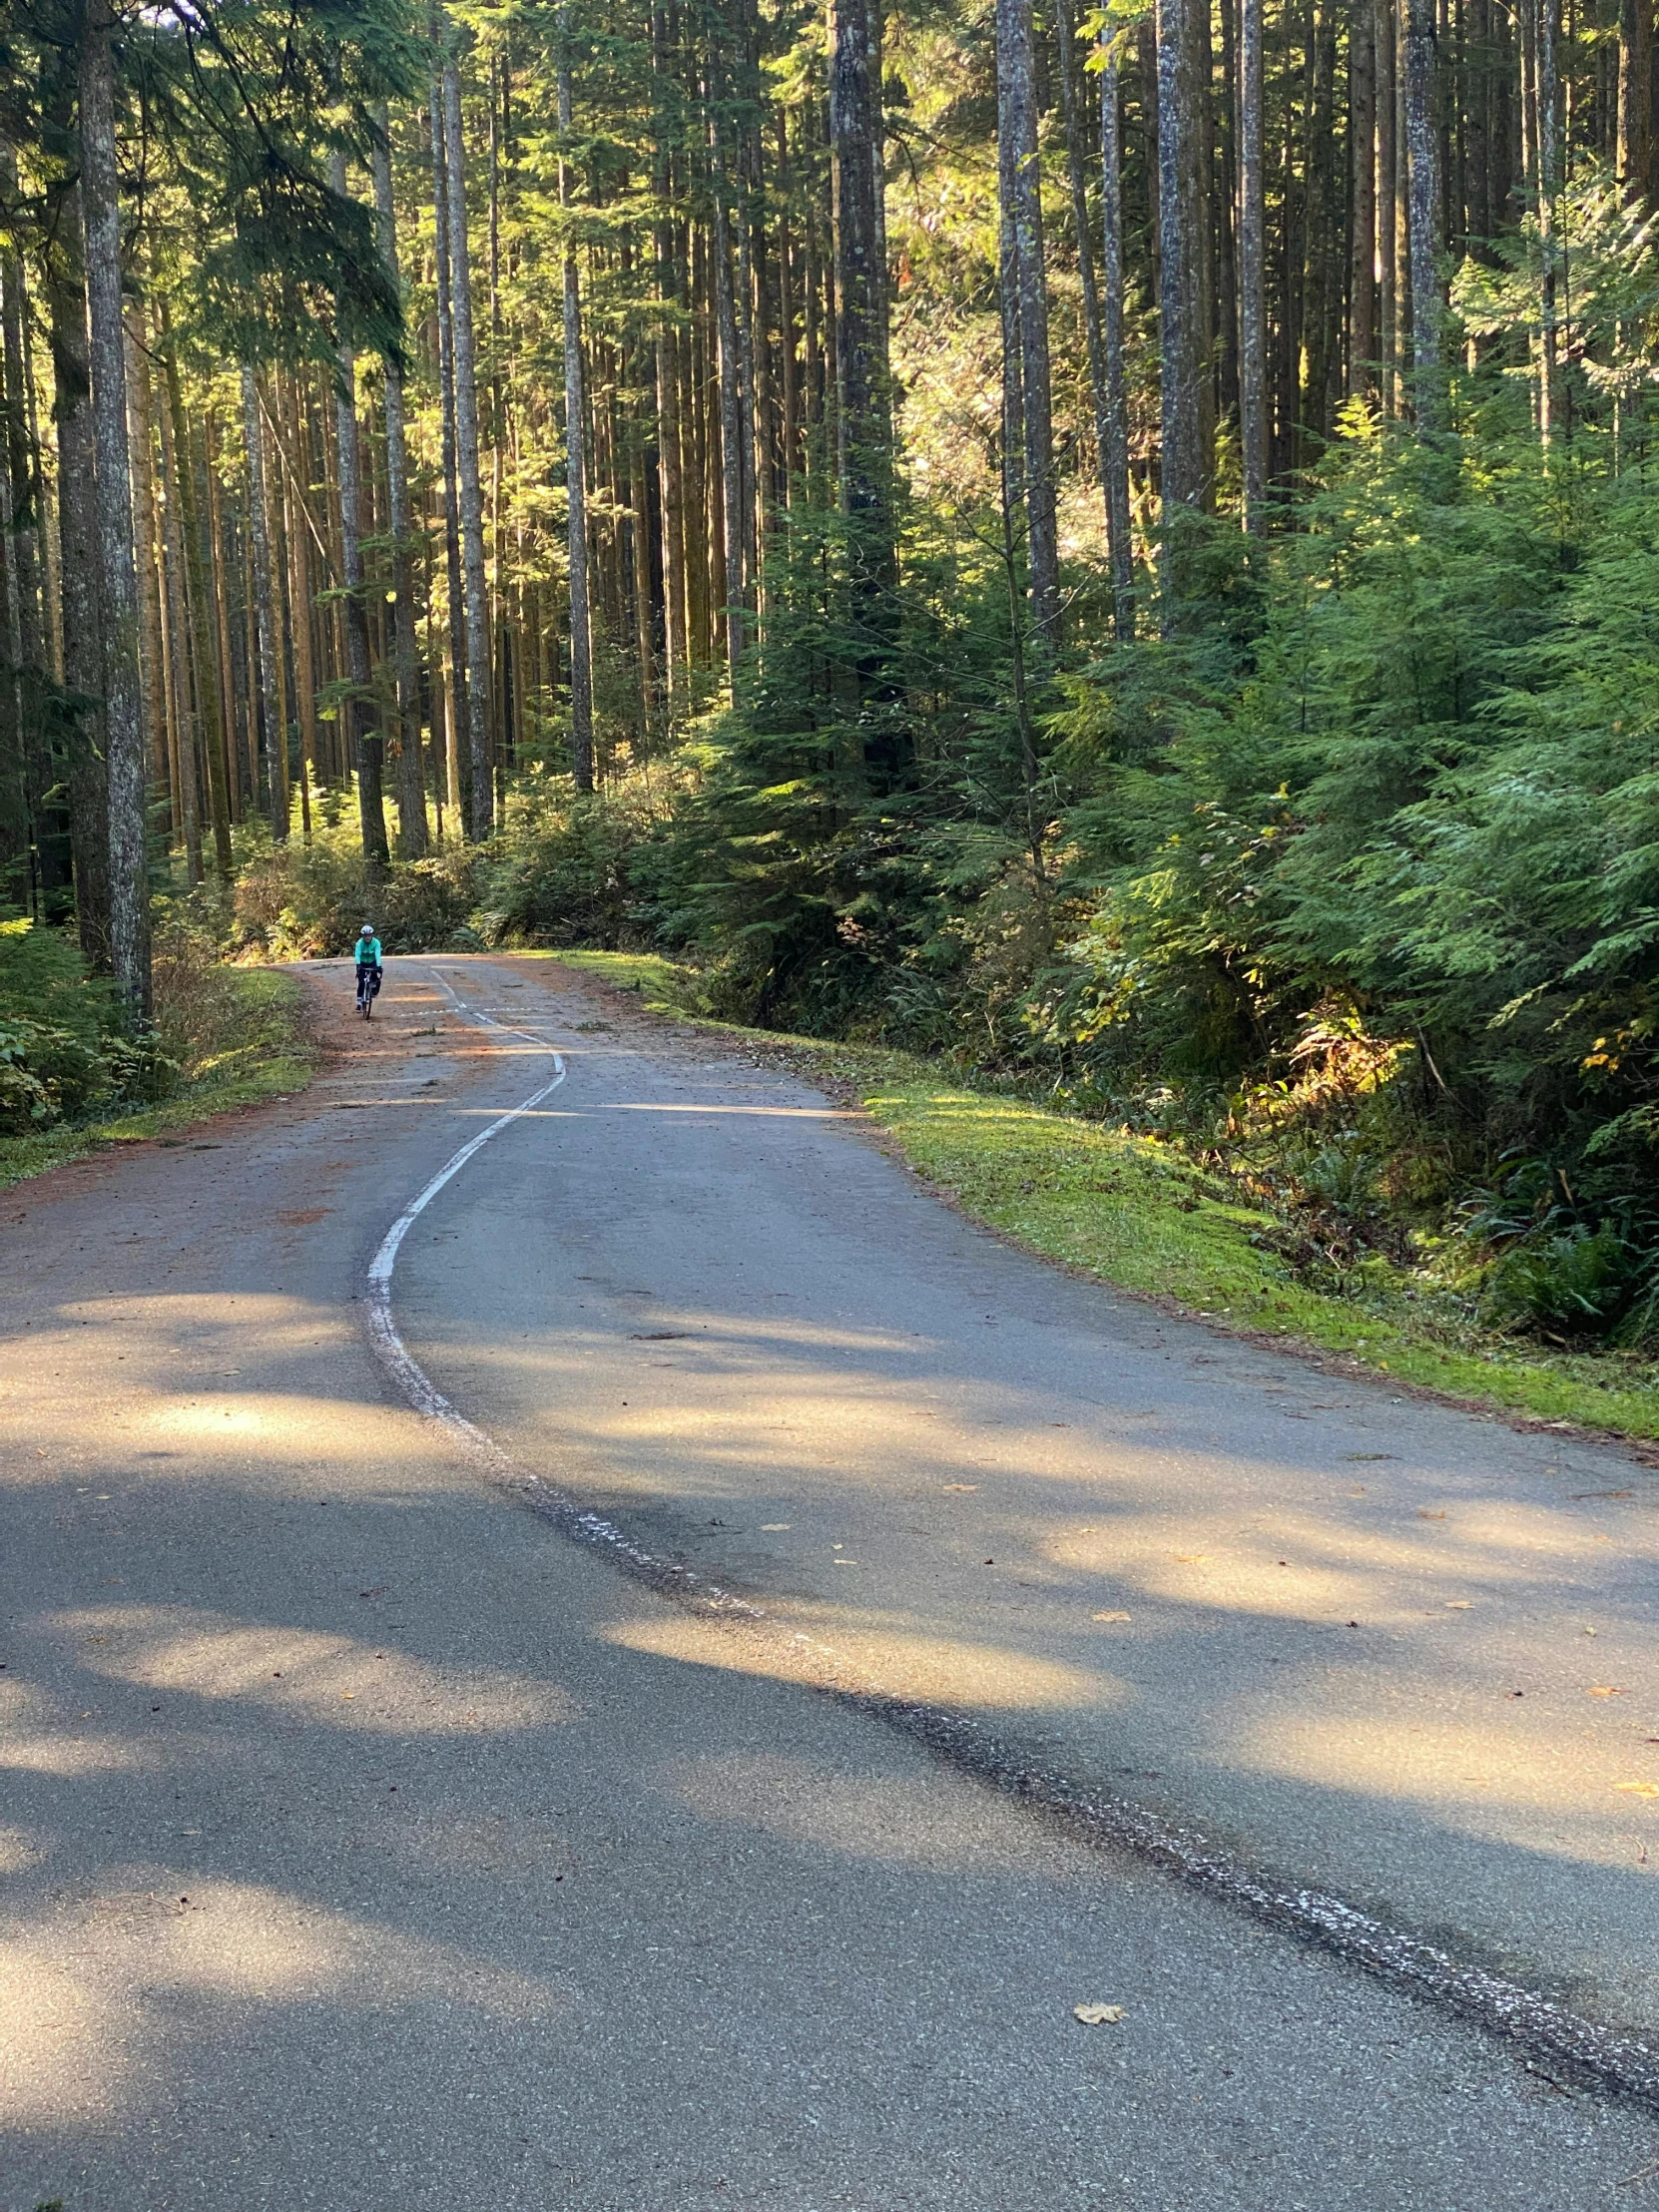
[940,1484,978,1493]
[1443,1600,1472,1610]
[1074,2004,1127,2025]
[1093,1611,1132,1623]
[1417,1509,1448,1520]
[1588,1686,1627,1698]
[760,1523,792,1531]
[1615,1783,1659,1798]
[1573,1490,1635,1501]
[1345,1452,1393,1461]
[1173,1554,1212,1564]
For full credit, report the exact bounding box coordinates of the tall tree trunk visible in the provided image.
[1535,0,1559,444]
[430,71,472,830]
[275,384,315,834]
[196,422,237,863]
[442,49,495,836]
[328,150,389,869]
[1465,0,1489,248]
[1209,0,1238,434]
[124,312,169,832]
[1394,0,1413,370]
[79,0,149,1013]
[997,24,1027,590]
[488,56,507,791]
[629,376,655,751]
[0,233,30,896]
[777,112,800,491]
[997,0,1060,641]
[1301,0,1340,446]
[830,0,895,593]
[0,316,25,897]
[332,348,389,867]
[3,226,66,915]
[1404,0,1444,408]
[1156,0,1209,598]
[711,102,750,677]
[1238,0,1268,519]
[1352,0,1379,388]
[161,323,232,878]
[656,320,688,722]
[688,226,713,667]
[1099,39,1136,629]
[558,4,595,791]
[156,355,203,881]
[1378,0,1399,406]
[45,201,110,963]
[372,108,428,856]
[652,4,688,721]
[1055,0,1112,546]
[240,364,285,836]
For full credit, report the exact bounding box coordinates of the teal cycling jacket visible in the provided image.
[355,937,382,966]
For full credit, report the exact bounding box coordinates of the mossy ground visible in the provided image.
[0,969,314,1191]
[536,949,1659,1446]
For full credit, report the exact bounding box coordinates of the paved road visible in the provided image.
[402,957,1659,2038]
[2,953,1656,2210]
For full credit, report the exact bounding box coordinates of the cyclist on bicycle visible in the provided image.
[355,923,382,1014]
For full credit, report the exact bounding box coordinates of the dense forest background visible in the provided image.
[3,0,1658,1347]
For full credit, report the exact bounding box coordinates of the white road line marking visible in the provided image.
[364,962,762,1609]
[364,968,565,1461]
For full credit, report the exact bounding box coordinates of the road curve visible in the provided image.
[1,952,1654,2210]
[398,957,1659,2044]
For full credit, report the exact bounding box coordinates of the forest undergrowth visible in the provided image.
[0,917,312,1189]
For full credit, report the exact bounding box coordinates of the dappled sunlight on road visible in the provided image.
[1043,1498,1645,1618]
[0,1676,158,1776]
[656,1748,1094,1875]
[0,1878,567,2132]
[413,1227,1659,1962]
[1,1731,159,1777]
[54,1605,580,1734]
[147,1394,376,1443]
[1234,1707,1659,1859]
[76,1876,562,2014]
[0,1828,47,1874]
[0,1945,123,2123]
[0,1288,489,1499]
[604,1608,1119,1711]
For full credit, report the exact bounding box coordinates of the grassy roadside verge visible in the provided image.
[0,967,314,1192]
[540,948,1659,1447]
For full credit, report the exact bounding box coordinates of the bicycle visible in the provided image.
[355,962,382,1020]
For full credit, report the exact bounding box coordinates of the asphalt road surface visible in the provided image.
[3,952,1658,2211]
